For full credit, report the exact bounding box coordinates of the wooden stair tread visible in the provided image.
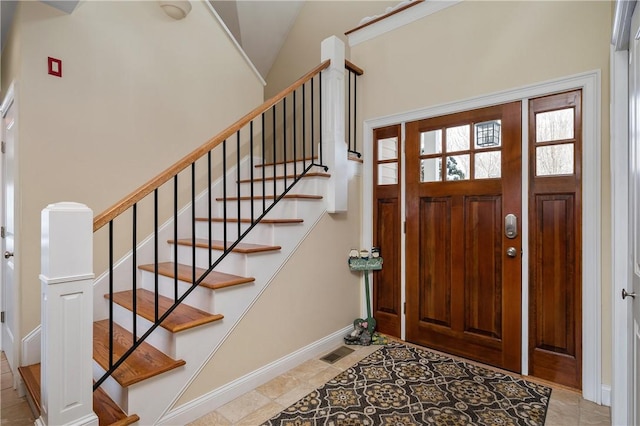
[18,363,140,425]
[105,289,224,333]
[170,238,281,254]
[139,262,254,290]
[215,194,322,201]
[18,363,41,416]
[93,385,140,426]
[94,319,186,387]
[238,172,330,183]
[195,217,303,224]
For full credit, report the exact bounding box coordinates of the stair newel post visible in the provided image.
[39,202,98,426]
[321,35,348,213]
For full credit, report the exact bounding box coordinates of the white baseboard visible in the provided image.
[158,324,352,426]
[21,325,41,366]
[601,384,611,407]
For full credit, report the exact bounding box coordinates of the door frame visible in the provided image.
[1,81,21,384]
[362,70,602,403]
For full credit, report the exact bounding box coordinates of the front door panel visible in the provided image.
[405,102,522,372]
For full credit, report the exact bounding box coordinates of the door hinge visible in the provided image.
[404,221,407,234]
[1,311,4,323]
[403,302,406,314]
[1,226,5,238]
[1,141,5,154]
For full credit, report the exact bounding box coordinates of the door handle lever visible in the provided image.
[3,251,13,259]
[622,289,636,299]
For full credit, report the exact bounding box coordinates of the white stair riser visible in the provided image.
[235,175,327,197]
[255,161,323,178]
[173,244,249,276]
[215,197,323,219]
[194,221,275,245]
[140,270,216,313]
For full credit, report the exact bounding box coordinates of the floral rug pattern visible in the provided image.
[263,342,551,426]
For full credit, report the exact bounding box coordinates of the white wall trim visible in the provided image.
[21,325,41,366]
[602,384,612,407]
[610,46,632,423]
[157,324,353,425]
[202,0,266,86]
[362,70,602,403]
[347,1,461,47]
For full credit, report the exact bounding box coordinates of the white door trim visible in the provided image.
[362,69,602,403]
[1,81,21,383]
[610,46,632,425]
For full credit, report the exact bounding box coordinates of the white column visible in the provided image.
[321,36,348,213]
[38,203,98,426]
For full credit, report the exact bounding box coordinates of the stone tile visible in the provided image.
[274,383,316,408]
[579,400,611,425]
[256,373,302,400]
[188,410,232,426]
[1,387,27,409]
[307,366,341,388]
[234,401,285,426]
[286,359,328,382]
[2,359,11,374]
[1,371,14,390]
[216,391,272,424]
[0,402,35,425]
[544,408,579,426]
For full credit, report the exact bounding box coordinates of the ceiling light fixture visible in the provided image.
[159,1,192,20]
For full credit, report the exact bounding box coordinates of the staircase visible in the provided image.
[20,40,360,425]
[20,154,332,424]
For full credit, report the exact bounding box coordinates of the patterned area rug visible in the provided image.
[263,342,551,426]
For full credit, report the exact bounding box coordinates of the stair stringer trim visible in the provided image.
[157,324,353,426]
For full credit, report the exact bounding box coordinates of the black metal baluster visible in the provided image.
[250,121,255,222]
[348,69,352,153]
[272,105,277,202]
[132,203,137,342]
[311,77,315,163]
[261,114,266,214]
[354,70,358,156]
[154,189,159,323]
[283,97,287,190]
[236,129,241,240]
[223,139,228,251]
[208,151,212,267]
[174,175,178,303]
[109,220,114,369]
[303,83,306,170]
[319,71,323,167]
[191,163,196,287]
[293,90,297,177]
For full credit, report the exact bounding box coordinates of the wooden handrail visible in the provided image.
[344,0,425,36]
[93,60,331,232]
[345,60,364,76]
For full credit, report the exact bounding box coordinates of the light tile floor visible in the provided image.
[1,352,35,425]
[1,345,611,426]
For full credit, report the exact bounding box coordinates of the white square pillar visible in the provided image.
[38,202,98,426]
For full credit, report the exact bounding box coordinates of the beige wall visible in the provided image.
[351,1,612,385]
[6,0,264,338]
[1,4,21,98]
[177,174,362,405]
[265,0,396,99]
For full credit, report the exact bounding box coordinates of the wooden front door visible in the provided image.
[405,102,522,372]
